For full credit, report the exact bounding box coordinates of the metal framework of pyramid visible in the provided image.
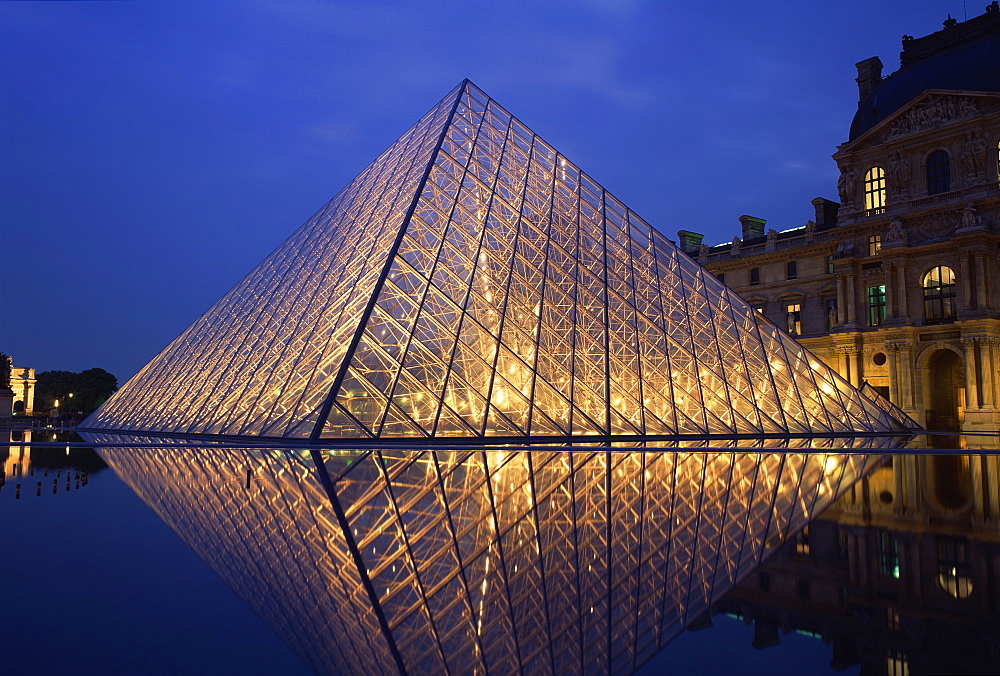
[83,80,904,441]
[90,434,888,675]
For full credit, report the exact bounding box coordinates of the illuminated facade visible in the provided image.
[83,81,906,441]
[87,434,892,675]
[699,6,1000,442]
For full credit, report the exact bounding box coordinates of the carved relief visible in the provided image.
[959,202,983,231]
[887,151,912,199]
[960,131,990,186]
[884,217,907,244]
[833,239,856,258]
[837,167,858,208]
[908,213,958,244]
[886,95,980,139]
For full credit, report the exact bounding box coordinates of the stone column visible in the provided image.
[975,252,989,311]
[963,337,980,409]
[899,345,915,410]
[885,264,897,317]
[980,338,997,408]
[846,274,857,325]
[960,253,973,310]
[838,352,849,381]
[848,350,861,388]
[836,274,847,324]
[896,264,909,320]
[887,346,898,404]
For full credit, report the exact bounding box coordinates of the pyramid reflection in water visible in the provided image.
[83,80,907,441]
[87,435,901,675]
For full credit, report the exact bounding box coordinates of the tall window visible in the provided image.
[864,166,886,210]
[786,260,797,280]
[750,267,760,285]
[926,149,951,195]
[786,302,801,335]
[868,285,886,326]
[868,234,882,256]
[923,265,956,324]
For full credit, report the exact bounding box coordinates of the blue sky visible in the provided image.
[1,0,968,382]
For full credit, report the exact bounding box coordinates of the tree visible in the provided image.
[34,369,118,416]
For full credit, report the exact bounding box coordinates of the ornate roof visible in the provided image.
[849,3,1000,141]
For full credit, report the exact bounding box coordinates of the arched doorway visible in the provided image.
[924,348,972,506]
[926,348,963,431]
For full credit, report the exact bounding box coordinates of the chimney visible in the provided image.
[811,197,840,228]
[855,56,883,103]
[676,230,704,255]
[739,215,767,241]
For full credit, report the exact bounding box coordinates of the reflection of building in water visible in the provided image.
[89,434,893,676]
[0,430,101,499]
[716,451,1000,675]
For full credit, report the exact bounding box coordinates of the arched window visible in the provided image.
[937,537,973,599]
[868,234,881,256]
[927,149,951,195]
[923,265,956,324]
[864,167,886,210]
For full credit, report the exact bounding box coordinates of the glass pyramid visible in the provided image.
[87,434,891,675]
[860,383,921,432]
[83,80,905,440]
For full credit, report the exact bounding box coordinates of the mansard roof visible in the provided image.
[850,5,1000,141]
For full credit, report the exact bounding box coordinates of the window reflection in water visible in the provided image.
[718,445,999,676]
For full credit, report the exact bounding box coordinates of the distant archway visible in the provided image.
[926,348,963,431]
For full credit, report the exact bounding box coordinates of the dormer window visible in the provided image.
[926,149,951,195]
[864,167,886,211]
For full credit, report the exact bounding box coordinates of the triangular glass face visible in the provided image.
[84,80,902,440]
[860,383,922,431]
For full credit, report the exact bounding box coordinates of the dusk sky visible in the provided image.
[1,1,969,384]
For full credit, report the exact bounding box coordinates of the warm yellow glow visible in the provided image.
[864,167,886,210]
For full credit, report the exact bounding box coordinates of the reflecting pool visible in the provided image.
[2,431,996,675]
